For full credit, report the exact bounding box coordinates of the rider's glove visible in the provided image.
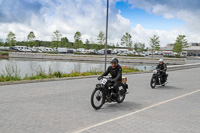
[97,76,102,80]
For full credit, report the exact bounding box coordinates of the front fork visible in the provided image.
[152,75,159,85]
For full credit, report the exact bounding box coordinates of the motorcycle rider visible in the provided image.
[98,58,122,98]
[156,59,167,84]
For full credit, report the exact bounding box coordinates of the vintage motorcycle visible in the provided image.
[150,69,168,89]
[91,76,128,110]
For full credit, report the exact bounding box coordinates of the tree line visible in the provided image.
[0,30,115,50]
[0,30,188,55]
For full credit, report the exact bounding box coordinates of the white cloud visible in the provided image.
[127,0,200,44]
[0,0,200,48]
[0,0,132,44]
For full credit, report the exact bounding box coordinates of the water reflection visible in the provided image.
[0,58,155,78]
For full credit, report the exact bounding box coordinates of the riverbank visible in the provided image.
[9,52,185,65]
[0,65,141,83]
[0,52,9,59]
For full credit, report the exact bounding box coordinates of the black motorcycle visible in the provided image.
[150,69,168,89]
[91,76,128,110]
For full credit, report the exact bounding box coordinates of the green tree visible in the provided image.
[27,31,36,42]
[97,31,105,45]
[32,41,38,47]
[173,35,188,55]
[6,31,16,47]
[52,30,62,41]
[0,38,3,46]
[85,39,90,44]
[121,32,132,48]
[74,31,81,41]
[27,31,36,47]
[52,30,62,48]
[116,42,119,47]
[134,43,138,52]
[61,37,71,48]
[74,31,82,49]
[149,35,160,58]
[85,39,90,49]
[134,43,145,53]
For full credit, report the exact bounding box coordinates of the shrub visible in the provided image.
[53,71,62,78]
[122,66,141,73]
[0,52,9,56]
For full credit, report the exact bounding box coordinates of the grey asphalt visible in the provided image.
[0,67,200,133]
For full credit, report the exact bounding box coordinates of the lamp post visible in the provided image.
[105,0,109,71]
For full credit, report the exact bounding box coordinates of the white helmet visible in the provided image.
[159,59,164,63]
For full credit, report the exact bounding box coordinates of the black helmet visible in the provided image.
[110,58,118,66]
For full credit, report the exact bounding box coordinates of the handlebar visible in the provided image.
[156,69,165,72]
[102,76,110,79]
[98,76,111,80]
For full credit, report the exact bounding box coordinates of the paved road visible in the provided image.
[0,68,200,133]
[186,56,200,64]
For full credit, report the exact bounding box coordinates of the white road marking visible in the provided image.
[72,89,200,133]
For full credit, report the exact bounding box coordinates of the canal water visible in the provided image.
[0,58,155,78]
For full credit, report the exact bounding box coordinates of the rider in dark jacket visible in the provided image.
[98,58,122,95]
[156,59,167,83]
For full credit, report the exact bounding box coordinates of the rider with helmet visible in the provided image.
[98,58,122,97]
[156,59,167,84]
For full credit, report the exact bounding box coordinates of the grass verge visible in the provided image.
[0,65,142,82]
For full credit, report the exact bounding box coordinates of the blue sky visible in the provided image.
[116,1,185,31]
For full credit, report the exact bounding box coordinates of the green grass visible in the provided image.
[0,52,9,56]
[0,65,143,82]
[0,75,21,82]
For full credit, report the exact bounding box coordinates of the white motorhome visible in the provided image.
[116,49,129,55]
[77,48,85,52]
[15,46,31,52]
[39,47,53,52]
[0,47,9,50]
[88,49,96,53]
[57,47,68,53]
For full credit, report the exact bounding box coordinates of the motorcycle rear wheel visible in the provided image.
[116,86,126,103]
[91,89,105,110]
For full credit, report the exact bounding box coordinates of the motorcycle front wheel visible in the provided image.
[91,89,105,110]
[150,77,156,89]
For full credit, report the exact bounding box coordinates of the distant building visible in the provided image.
[160,46,173,51]
[167,43,174,47]
[189,43,199,46]
[160,42,200,56]
[184,46,200,56]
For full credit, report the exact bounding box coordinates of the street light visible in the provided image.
[105,0,109,71]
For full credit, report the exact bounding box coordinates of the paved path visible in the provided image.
[0,68,200,133]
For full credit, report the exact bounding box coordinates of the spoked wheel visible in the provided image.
[91,89,105,110]
[150,78,156,89]
[116,86,126,103]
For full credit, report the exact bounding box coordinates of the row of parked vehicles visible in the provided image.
[0,46,187,57]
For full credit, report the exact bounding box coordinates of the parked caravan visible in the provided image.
[58,47,68,53]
